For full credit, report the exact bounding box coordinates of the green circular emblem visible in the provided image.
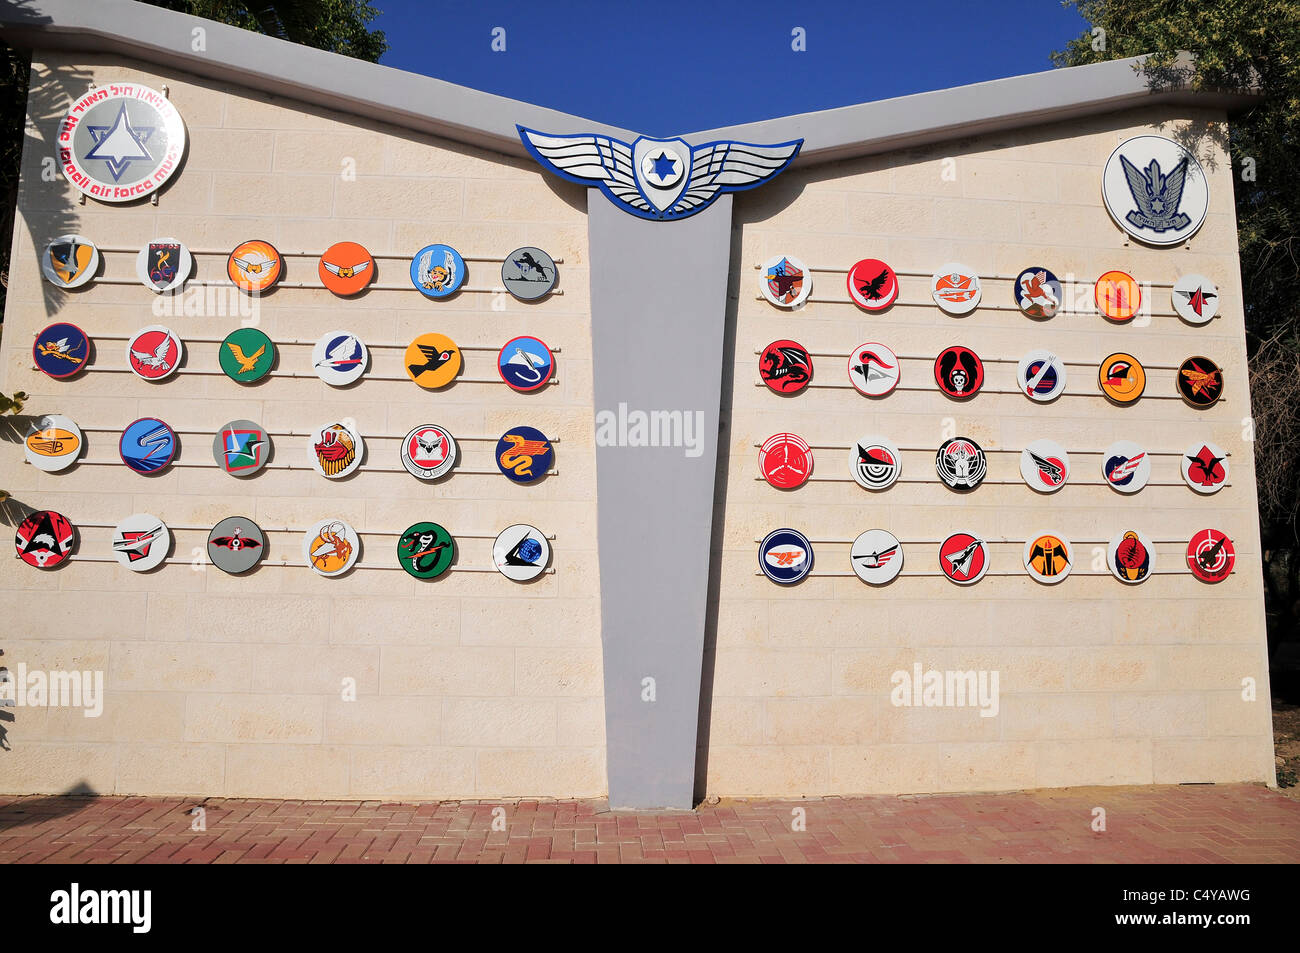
[397,521,454,579]
[219,327,275,383]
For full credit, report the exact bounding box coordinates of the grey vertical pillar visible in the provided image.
[587,193,734,810]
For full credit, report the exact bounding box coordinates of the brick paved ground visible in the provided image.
[1,784,1297,863]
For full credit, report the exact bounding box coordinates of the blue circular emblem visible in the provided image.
[410,244,466,299]
[495,426,553,483]
[497,335,555,392]
[119,417,178,474]
[33,322,91,379]
[759,529,813,584]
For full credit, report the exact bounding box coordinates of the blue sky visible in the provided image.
[372,0,1092,135]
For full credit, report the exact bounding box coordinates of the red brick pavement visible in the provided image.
[1,784,1297,864]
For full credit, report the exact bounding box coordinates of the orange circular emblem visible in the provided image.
[404,333,462,389]
[318,241,375,296]
[227,240,282,292]
[1095,270,1140,322]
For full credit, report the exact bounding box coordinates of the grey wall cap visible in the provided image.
[1,1,1259,167]
[685,53,1260,165]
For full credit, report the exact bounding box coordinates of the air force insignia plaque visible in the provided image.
[1102,135,1209,246]
[519,128,801,221]
[57,84,186,203]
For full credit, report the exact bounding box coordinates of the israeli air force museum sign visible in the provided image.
[0,0,1275,809]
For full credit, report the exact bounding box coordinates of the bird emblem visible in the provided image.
[131,335,174,371]
[408,344,456,378]
[1120,154,1192,233]
[36,337,82,362]
[519,127,802,221]
[225,340,265,375]
[317,335,362,370]
[856,269,891,300]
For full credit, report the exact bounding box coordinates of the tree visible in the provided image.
[1055,0,1300,651]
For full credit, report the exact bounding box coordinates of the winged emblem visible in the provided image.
[519,127,802,221]
[1119,153,1192,233]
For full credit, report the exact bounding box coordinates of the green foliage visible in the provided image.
[143,0,388,63]
[0,390,24,415]
[1054,0,1300,350]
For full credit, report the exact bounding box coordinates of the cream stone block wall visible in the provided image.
[0,54,605,799]
[706,106,1275,796]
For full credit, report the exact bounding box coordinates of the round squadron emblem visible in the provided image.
[309,422,364,479]
[846,258,898,311]
[850,435,902,490]
[759,529,813,584]
[1020,439,1070,493]
[312,330,368,386]
[931,263,981,315]
[493,524,550,581]
[1181,441,1229,494]
[212,420,270,477]
[1186,529,1235,583]
[136,238,192,293]
[759,433,813,490]
[398,522,455,579]
[501,246,557,300]
[303,519,360,577]
[939,532,989,584]
[15,510,75,569]
[207,517,266,575]
[41,235,99,288]
[1023,533,1072,585]
[1013,267,1062,318]
[1098,353,1146,404]
[1095,270,1140,321]
[934,346,984,399]
[1172,274,1219,325]
[935,437,987,491]
[404,332,461,389]
[119,417,177,474]
[227,239,282,292]
[850,529,903,585]
[497,335,555,392]
[400,425,457,480]
[126,325,183,381]
[846,342,899,396]
[1108,529,1155,584]
[1177,356,1223,407]
[318,241,374,295]
[759,254,811,308]
[495,426,553,483]
[33,322,90,379]
[219,327,275,383]
[1017,350,1067,402]
[112,513,170,572]
[1101,440,1151,494]
[24,414,83,472]
[760,340,812,394]
[410,243,466,298]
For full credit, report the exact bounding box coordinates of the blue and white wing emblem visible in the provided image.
[519,126,802,221]
[518,128,650,214]
[673,139,802,216]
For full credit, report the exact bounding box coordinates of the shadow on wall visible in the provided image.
[692,217,745,806]
[10,37,93,319]
[0,781,100,832]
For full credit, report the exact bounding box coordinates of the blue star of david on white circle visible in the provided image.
[84,103,155,182]
[640,147,684,187]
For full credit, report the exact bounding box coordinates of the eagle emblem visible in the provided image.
[1119,154,1191,234]
[519,127,802,221]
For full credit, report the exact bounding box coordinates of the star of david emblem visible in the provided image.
[84,103,155,182]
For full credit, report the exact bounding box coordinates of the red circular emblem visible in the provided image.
[846,259,898,311]
[760,340,813,394]
[759,433,813,489]
[1186,529,1235,583]
[934,346,984,399]
[15,510,75,568]
[939,532,988,584]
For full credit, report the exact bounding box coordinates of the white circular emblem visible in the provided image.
[58,84,186,203]
[493,524,551,581]
[1023,534,1073,585]
[24,414,83,473]
[849,435,902,490]
[1101,440,1151,494]
[759,254,811,308]
[1108,529,1157,584]
[135,238,192,293]
[1019,439,1070,493]
[401,425,458,480]
[850,529,903,585]
[846,342,900,396]
[309,422,365,479]
[1181,441,1229,495]
[41,235,99,288]
[1016,350,1067,402]
[312,330,369,386]
[931,262,982,315]
[112,513,170,572]
[1171,274,1220,324]
[640,146,686,188]
[303,519,360,577]
[1102,135,1209,246]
